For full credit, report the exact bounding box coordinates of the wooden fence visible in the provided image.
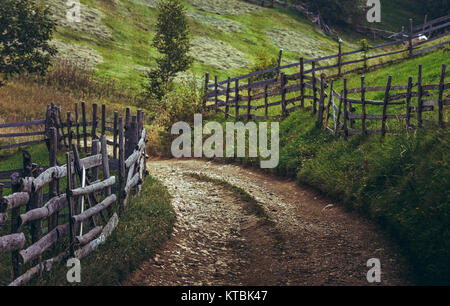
[204,61,449,136]
[0,105,147,286]
[204,14,450,104]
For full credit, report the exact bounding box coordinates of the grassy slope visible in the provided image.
[199,49,450,284]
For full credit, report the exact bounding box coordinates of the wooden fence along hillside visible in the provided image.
[203,15,450,135]
[0,104,147,286]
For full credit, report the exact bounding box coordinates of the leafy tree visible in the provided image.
[144,0,193,100]
[0,0,56,86]
[302,0,365,27]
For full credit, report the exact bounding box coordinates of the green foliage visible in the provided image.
[0,0,56,86]
[144,0,193,100]
[303,0,366,27]
[358,38,371,69]
[248,54,278,81]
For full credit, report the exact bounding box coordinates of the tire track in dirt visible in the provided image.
[124,159,414,286]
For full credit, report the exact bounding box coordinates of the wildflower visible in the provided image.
[408,126,414,130]
[358,147,363,151]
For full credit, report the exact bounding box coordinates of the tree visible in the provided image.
[144,0,193,100]
[0,0,56,86]
[302,0,365,27]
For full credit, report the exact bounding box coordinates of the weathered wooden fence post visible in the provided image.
[281,73,287,118]
[277,48,283,76]
[101,104,106,136]
[65,152,75,257]
[382,75,393,137]
[91,139,100,182]
[338,39,343,76]
[118,117,125,214]
[343,79,349,137]
[361,76,367,135]
[48,127,58,238]
[203,72,210,110]
[75,103,80,149]
[81,101,87,152]
[264,84,269,119]
[67,111,72,146]
[317,75,325,126]
[214,76,219,111]
[225,77,231,118]
[113,111,119,160]
[92,103,98,140]
[101,135,112,216]
[312,61,317,113]
[406,76,413,127]
[300,57,305,108]
[417,65,423,127]
[137,109,143,135]
[247,77,252,120]
[235,79,240,119]
[438,64,446,127]
[10,172,21,278]
[324,80,334,130]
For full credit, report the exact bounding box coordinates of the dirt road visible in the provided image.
[124,159,413,286]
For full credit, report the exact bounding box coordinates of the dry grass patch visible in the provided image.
[187,0,262,15]
[187,11,245,32]
[50,39,103,69]
[190,36,252,70]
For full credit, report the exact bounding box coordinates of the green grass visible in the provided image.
[202,107,449,285]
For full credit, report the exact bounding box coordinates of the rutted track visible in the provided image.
[124,159,413,286]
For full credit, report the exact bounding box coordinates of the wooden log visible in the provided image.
[417,65,423,127]
[382,76,393,137]
[361,76,367,135]
[82,101,88,152]
[72,194,116,224]
[125,172,141,195]
[75,226,103,246]
[0,192,30,211]
[69,176,116,197]
[438,64,446,127]
[8,250,68,286]
[75,213,119,260]
[0,233,25,253]
[19,226,60,264]
[19,194,67,227]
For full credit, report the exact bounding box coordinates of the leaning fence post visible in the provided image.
[312,61,317,114]
[417,65,423,127]
[361,76,367,135]
[324,81,334,130]
[438,64,446,127]
[382,75,393,137]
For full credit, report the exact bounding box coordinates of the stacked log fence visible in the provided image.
[0,104,148,286]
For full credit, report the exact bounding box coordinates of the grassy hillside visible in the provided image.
[39,0,364,90]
